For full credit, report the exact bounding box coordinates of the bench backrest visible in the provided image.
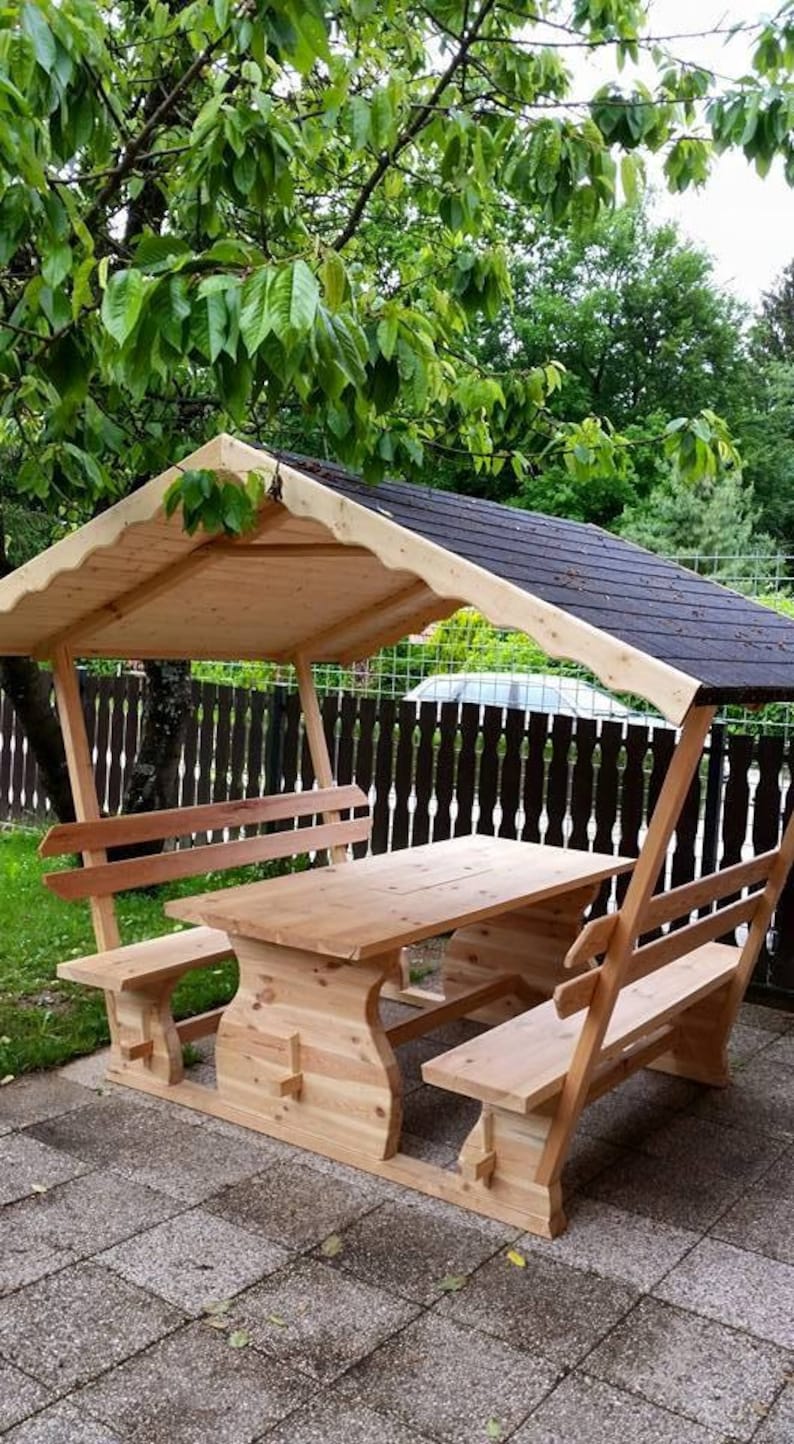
[40,785,371,901]
[554,847,779,1019]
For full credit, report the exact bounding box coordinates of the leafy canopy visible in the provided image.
[1,0,793,532]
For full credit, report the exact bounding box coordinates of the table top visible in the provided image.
[166,834,633,962]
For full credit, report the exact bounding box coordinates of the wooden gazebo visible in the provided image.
[2,432,794,1236]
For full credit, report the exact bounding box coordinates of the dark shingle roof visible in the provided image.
[277,451,794,704]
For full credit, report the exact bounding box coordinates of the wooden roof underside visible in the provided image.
[2,433,794,725]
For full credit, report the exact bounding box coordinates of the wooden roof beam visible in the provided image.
[282,579,435,663]
[208,542,372,561]
[34,504,293,661]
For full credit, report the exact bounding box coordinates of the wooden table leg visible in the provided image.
[214,935,402,1159]
[441,883,600,1023]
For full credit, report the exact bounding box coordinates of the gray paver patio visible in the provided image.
[0,997,792,1442]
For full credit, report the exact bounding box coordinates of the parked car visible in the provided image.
[404,671,670,728]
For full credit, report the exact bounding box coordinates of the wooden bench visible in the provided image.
[423,845,783,1236]
[44,785,371,1084]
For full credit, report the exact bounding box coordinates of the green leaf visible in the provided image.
[320,1234,343,1257]
[486,1419,503,1440]
[240,267,273,355]
[271,260,319,335]
[41,242,72,290]
[227,1330,250,1349]
[205,290,228,363]
[22,4,56,72]
[321,251,347,312]
[100,269,145,346]
[436,1274,467,1293]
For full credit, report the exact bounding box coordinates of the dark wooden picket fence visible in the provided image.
[2,672,794,993]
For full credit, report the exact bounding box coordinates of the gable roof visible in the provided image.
[0,432,792,724]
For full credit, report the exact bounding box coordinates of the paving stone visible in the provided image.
[401,1084,480,1146]
[0,1075,94,1132]
[751,1144,794,1194]
[58,1050,112,1090]
[0,1360,52,1433]
[99,1208,290,1315]
[587,1296,792,1441]
[79,1321,311,1444]
[585,1146,745,1230]
[0,1261,182,1393]
[754,1382,794,1442]
[712,1179,794,1264]
[265,1390,436,1444]
[762,1030,794,1069]
[437,1245,637,1368]
[580,1070,697,1150]
[398,1131,458,1168]
[235,1255,418,1383]
[0,1132,89,1206]
[510,1371,722,1444]
[206,1158,381,1250]
[654,1236,794,1348]
[324,1193,515,1305]
[1,1400,124,1443]
[518,1198,699,1291]
[729,1022,777,1067]
[738,1002,793,1035]
[562,1133,625,1195]
[0,1169,182,1294]
[29,1098,278,1203]
[637,1112,789,1182]
[694,1057,794,1138]
[341,1309,556,1444]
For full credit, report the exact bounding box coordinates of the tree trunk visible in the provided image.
[0,655,75,822]
[122,659,191,817]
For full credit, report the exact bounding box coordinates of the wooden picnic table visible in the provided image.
[166,834,632,1163]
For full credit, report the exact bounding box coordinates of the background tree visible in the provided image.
[1,0,793,816]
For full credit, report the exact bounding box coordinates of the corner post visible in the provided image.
[51,646,121,1045]
[293,651,346,864]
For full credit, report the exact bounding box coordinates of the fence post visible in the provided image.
[265,686,287,798]
[700,722,725,886]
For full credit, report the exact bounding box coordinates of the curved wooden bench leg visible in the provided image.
[114,981,184,1085]
[458,1102,566,1238]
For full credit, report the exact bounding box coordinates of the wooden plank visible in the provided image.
[212,683,233,809]
[51,648,121,952]
[46,814,372,901]
[385,974,533,1047]
[411,703,437,848]
[545,714,573,847]
[175,1006,226,1044]
[352,697,376,858]
[497,707,525,842]
[371,697,396,854]
[40,785,367,857]
[424,939,738,1114]
[563,911,619,972]
[455,703,479,837]
[195,681,217,806]
[294,653,346,863]
[629,894,760,980]
[296,578,428,661]
[477,704,503,837]
[431,701,457,843]
[166,835,632,960]
[58,924,233,990]
[245,690,266,799]
[568,718,597,854]
[641,851,776,931]
[522,712,548,843]
[390,701,416,852]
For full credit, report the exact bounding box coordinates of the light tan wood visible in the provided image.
[40,784,368,857]
[57,924,233,990]
[641,851,776,931]
[166,836,633,961]
[293,652,347,863]
[214,933,402,1157]
[562,911,619,972]
[45,814,371,901]
[175,1005,226,1044]
[209,542,371,560]
[35,494,293,661]
[423,940,739,1114]
[441,886,601,1023]
[553,968,600,1019]
[535,705,716,1187]
[294,580,431,663]
[385,974,539,1048]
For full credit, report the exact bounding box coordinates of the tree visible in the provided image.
[758,258,794,362]
[619,470,779,587]
[1,0,794,815]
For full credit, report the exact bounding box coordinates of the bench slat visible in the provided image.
[39,785,368,858]
[45,815,371,901]
[423,942,740,1114]
[57,925,233,991]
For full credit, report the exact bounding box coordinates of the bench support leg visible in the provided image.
[442,885,599,1024]
[114,983,184,1085]
[459,1102,566,1239]
[649,985,731,1088]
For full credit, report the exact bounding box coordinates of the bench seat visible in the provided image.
[57,926,233,992]
[422,941,740,1114]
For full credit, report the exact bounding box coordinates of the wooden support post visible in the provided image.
[535,704,716,1188]
[293,651,347,864]
[51,646,122,1049]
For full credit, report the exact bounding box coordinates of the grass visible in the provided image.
[0,827,299,1078]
